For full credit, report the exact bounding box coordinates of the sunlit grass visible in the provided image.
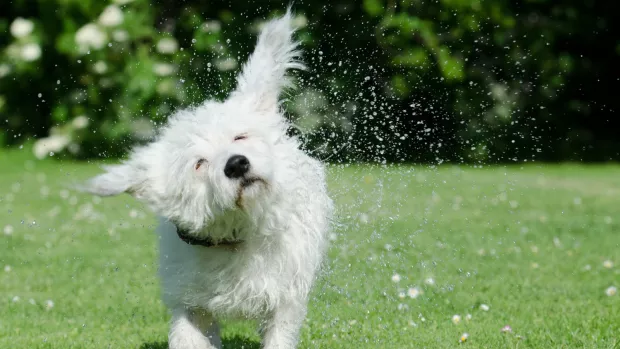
[1,149,619,348]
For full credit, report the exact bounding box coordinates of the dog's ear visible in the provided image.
[231,8,305,112]
[78,161,149,199]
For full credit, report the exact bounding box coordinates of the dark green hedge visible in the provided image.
[1,0,618,162]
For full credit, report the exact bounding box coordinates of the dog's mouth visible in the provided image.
[235,177,267,209]
[240,177,266,189]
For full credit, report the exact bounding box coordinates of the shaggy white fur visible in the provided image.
[82,10,333,349]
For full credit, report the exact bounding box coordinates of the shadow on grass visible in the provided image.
[140,336,260,349]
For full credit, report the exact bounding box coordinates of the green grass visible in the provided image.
[1,148,619,348]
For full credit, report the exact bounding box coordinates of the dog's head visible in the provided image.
[82,11,304,232]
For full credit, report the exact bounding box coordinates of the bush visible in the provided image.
[1,0,246,159]
[1,0,618,163]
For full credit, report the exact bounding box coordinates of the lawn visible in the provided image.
[1,148,619,348]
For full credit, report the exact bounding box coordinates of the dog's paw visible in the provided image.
[169,333,218,349]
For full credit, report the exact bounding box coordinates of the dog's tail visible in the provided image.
[231,7,304,111]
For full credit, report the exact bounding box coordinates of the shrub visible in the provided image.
[1,1,617,163]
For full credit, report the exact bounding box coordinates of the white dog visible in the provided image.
[82,10,333,349]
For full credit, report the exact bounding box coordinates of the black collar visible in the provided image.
[175,225,244,248]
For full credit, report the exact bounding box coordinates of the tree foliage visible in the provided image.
[0,0,617,162]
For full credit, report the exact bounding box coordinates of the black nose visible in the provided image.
[224,155,250,179]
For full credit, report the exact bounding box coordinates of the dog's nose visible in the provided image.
[224,155,250,179]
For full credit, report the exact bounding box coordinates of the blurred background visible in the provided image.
[1,0,618,164]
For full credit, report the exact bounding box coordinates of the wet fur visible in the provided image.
[81,10,333,349]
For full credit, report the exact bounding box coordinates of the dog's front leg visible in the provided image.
[169,308,222,349]
[260,300,307,349]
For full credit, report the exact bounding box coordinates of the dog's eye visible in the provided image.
[234,134,248,141]
[195,158,206,170]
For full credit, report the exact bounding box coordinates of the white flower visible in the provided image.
[153,63,176,76]
[202,20,221,33]
[424,277,435,285]
[93,61,108,74]
[10,18,34,39]
[21,43,41,62]
[214,57,238,71]
[3,225,13,235]
[112,29,129,42]
[4,265,11,272]
[459,333,469,343]
[75,23,107,52]
[12,296,20,302]
[391,273,401,283]
[33,134,71,159]
[72,115,89,129]
[452,314,461,324]
[293,14,308,28]
[465,314,472,321]
[156,38,178,54]
[44,299,54,310]
[0,64,11,78]
[606,286,617,297]
[407,287,421,299]
[480,304,490,311]
[603,260,613,269]
[99,5,124,27]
